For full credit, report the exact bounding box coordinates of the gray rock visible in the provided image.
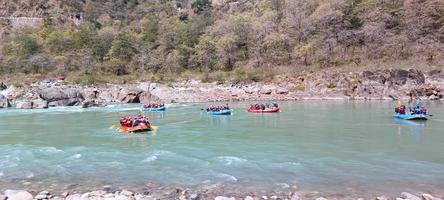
[0,95,10,108]
[421,194,442,200]
[61,192,69,197]
[34,194,48,200]
[115,195,131,200]
[80,193,89,200]
[120,190,134,197]
[390,69,409,85]
[422,194,434,200]
[5,190,33,200]
[260,88,273,95]
[16,100,33,109]
[38,192,49,196]
[215,197,235,200]
[65,194,82,200]
[32,98,48,109]
[401,192,421,200]
[408,69,426,84]
[290,193,300,200]
[89,191,106,197]
[39,88,83,102]
[190,193,199,200]
[276,88,289,95]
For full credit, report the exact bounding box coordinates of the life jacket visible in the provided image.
[421,107,427,114]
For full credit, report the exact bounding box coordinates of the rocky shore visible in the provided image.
[0,69,443,109]
[1,187,443,200]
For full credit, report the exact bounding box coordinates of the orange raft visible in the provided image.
[247,107,280,113]
[118,123,153,133]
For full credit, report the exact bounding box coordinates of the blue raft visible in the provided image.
[207,109,232,115]
[142,106,166,112]
[393,113,427,120]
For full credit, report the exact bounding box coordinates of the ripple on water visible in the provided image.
[215,173,238,182]
[215,156,248,166]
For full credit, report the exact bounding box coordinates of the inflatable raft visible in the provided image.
[207,109,231,115]
[247,107,280,113]
[392,113,428,120]
[118,123,153,133]
[142,106,166,112]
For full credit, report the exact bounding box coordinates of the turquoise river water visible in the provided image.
[0,101,444,196]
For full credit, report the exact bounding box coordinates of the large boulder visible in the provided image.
[32,98,49,109]
[39,88,83,106]
[389,69,409,85]
[4,190,33,200]
[16,100,33,109]
[408,69,425,84]
[81,98,107,108]
[0,95,10,108]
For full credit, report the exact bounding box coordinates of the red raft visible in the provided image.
[119,123,153,133]
[247,107,280,113]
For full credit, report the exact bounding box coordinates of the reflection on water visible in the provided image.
[393,118,426,142]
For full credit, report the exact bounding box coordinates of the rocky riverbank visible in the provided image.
[1,187,443,200]
[0,69,443,109]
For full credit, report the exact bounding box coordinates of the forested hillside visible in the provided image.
[0,0,443,83]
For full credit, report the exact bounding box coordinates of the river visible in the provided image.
[0,101,443,196]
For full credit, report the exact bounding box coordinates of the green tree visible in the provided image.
[106,31,138,61]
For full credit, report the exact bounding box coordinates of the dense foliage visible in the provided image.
[0,0,443,81]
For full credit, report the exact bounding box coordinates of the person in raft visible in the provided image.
[206,104,229,112]
[144,104,163,108]
[249,102,279,110]
[120,114,149,127]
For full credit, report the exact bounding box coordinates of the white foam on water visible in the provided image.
[26,172,34,178]
[69,154,82,159]
[280,162,302,167]
[153,150,176,156]
[38,147,63,153]
[142,150,176,163]
[107,161,126,168]
[216,156,248,166]
[0,172,4,177]
[142,155,158,163]
[215,173,238,182]
[276,183,290,189]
